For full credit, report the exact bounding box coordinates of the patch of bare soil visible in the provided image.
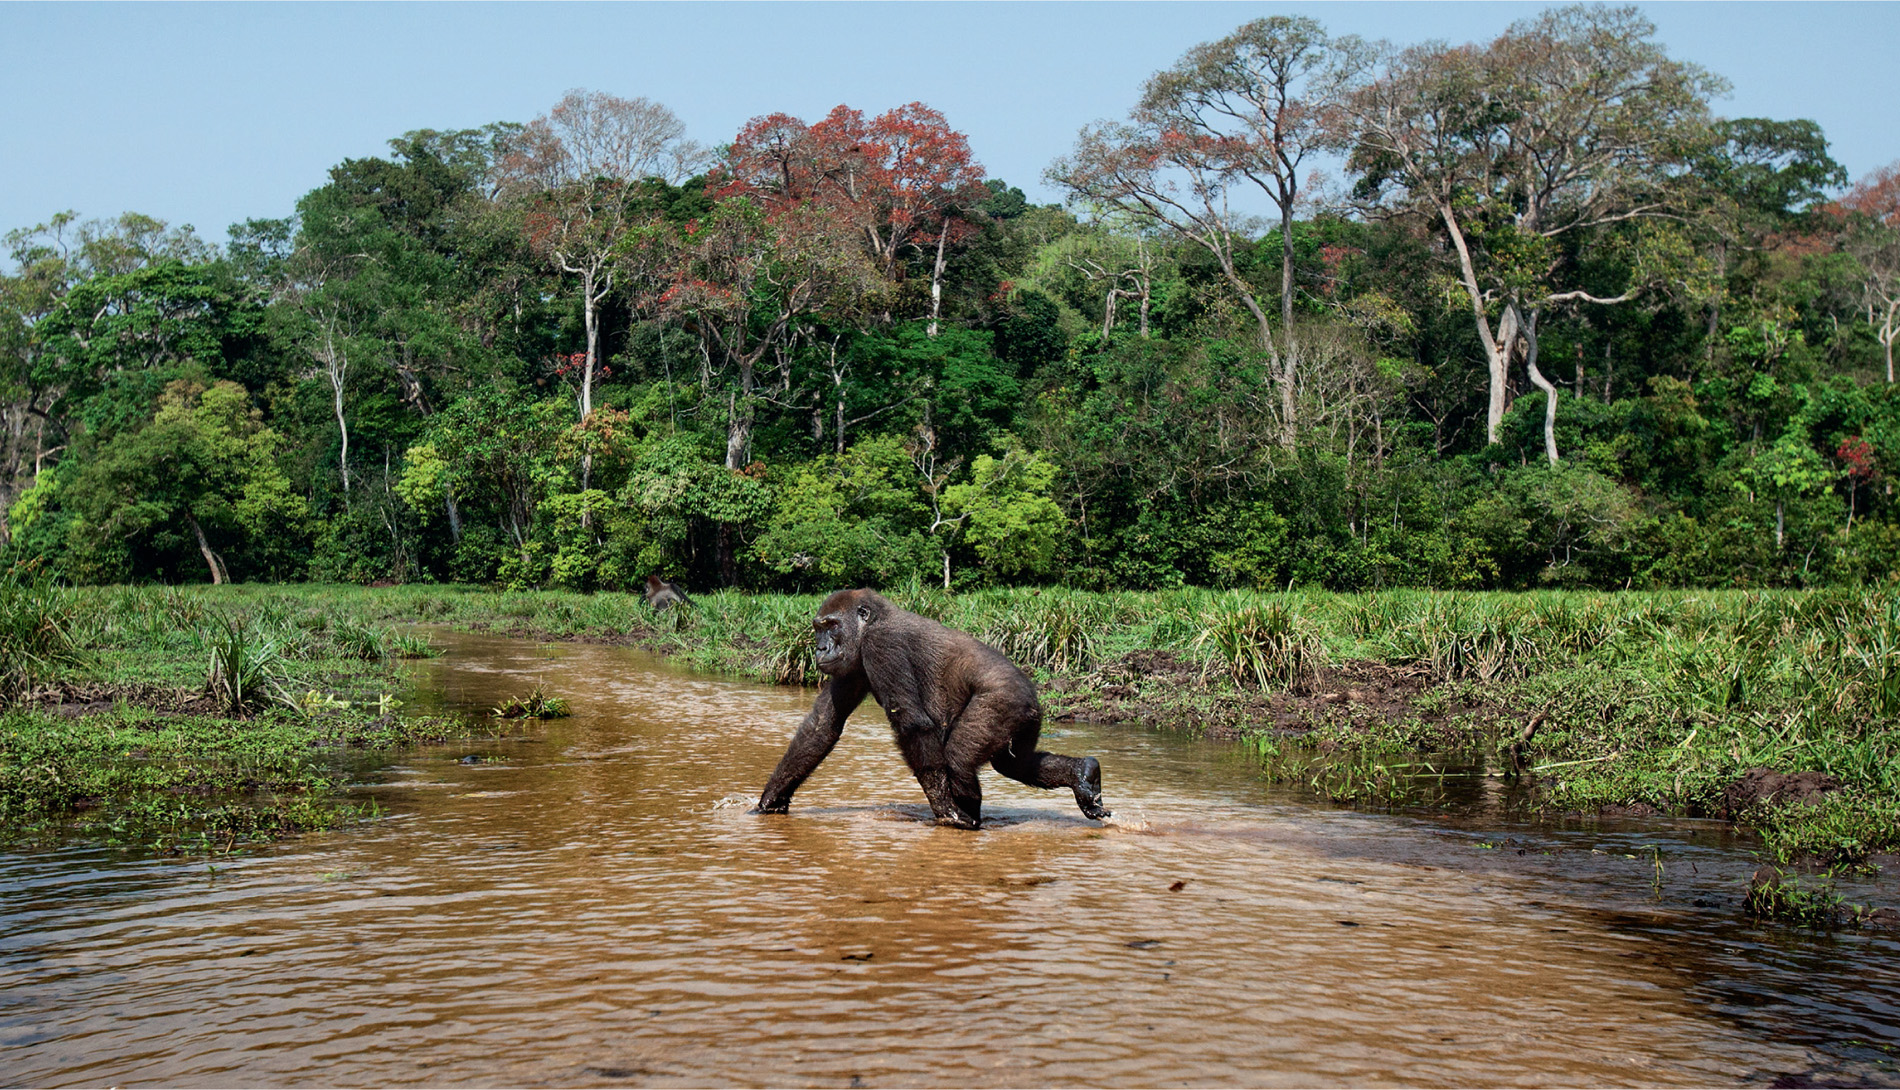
[18,680,224,718]
[1722,768,1841,817]
[1046,654,1500,742]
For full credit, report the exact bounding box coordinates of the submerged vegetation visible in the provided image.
[491,683,570,720]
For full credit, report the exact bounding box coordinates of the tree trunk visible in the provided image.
[1522,310,1560,465]
[1278,330,1298,448]
[829,339,848,455]
[717,522,738,587]
[1134,235,1152,338]
[445,489,463,544]
[1218,248,1275,351]
[581,269,599,420]
[1437,201,1514,445]
[1881,299,1897,383]
[725,367,755,471]
[927,221,949,338]
[1278,203,1296,330]
[186,512,228,585]
[323,326,351,493]
[1775,498,1785,551]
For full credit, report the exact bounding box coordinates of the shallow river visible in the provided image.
[2,629,1897,1087]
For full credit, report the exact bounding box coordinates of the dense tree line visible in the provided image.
[3,5,1897,592]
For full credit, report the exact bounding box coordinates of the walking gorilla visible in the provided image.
[755,589,1110,828]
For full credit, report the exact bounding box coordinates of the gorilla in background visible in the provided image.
[644,575,693,611]
[755,588,1110,828]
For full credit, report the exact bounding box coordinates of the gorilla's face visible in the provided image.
[813,609,860,675]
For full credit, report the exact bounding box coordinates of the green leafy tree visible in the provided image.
[1739,426,1833,553]
[1340,5,1724,454]
[60,378,304,583]
[751,435,931,587]
[942,443,1067,583]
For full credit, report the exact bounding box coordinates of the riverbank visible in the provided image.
[6,580,1896,923]
[0,579,511,854]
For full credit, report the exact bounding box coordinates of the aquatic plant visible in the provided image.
[202,615,294,715]
[328,618,390,661]
[1744,867,1849,927]
[386,631,441,659]
[491,683,571,719]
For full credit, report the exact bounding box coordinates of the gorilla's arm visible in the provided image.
[756,672,869,813]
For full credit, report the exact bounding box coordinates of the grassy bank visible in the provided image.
[0,577,508,854]
[10,579,1897,922]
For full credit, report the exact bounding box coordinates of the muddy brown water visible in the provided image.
[2,629,1897,1088]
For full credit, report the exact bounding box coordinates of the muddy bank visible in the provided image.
[1044,651,1493,741]
[18,679,226,718]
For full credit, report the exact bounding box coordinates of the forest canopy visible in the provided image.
[4,5,1898,593]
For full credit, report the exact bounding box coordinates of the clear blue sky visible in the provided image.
[3,2,1896,247]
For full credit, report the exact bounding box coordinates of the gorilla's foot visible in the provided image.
[1073,756,1112,821]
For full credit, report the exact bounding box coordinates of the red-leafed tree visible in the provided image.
[624,198,886,471]
[716,102,985,333]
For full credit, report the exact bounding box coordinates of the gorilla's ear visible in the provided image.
[856,603,873,623]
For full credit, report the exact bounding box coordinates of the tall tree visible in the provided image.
[718,103,985,333]
[1691,118,1846,351]
[1049,16,1355,443]
[494,90,706,421]
[1843,161,1900,383]
[1339,5,1723,457]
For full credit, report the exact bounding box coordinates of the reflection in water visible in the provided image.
[0,629,1895,1087]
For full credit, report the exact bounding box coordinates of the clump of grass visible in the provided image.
[749,596,819,685]
[0,570,89,699]
[202,616,294,715]
[1745,866,1851,927]
[1193,598,1324,692]
[328,618,389,661]
[491,683,570,719]
[1381,596,1544,682]
[966,589,1119,673]
[386,631,440,659]
[1754,790,1900,865]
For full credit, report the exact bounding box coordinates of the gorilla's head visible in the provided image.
[812,589,885,676]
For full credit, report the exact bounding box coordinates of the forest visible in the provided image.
[3,4,1898,596]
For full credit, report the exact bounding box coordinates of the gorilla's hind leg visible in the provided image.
[990,721,1112,821]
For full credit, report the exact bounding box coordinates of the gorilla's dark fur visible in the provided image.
[644,575,692,611]
[756,588,1110,828]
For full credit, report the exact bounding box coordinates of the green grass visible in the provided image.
[0,704,482,854]
[0,582,513,854]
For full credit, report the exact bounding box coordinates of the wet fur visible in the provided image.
[756,589,1109,828]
